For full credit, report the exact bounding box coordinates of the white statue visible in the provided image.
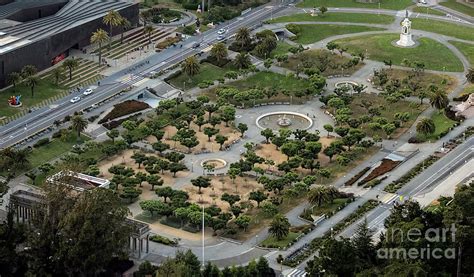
[455,94,474,114]
[396,11,416,47]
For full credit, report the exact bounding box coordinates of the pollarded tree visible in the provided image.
[147,174,163,190]
[152,141,170,154]
[269,214,290,241]
[210,42,228,63]
[215,134,228,151]
[237,123,248,138]
[249,190,267,207]
[203,127,219,142]
[63,58,79,81]
[155,186,174,203]
[416,117,436,136]
[221,193,241,207]
[323,124,333,137]
[71,115,88,141]
[235,215,251,231]
[260,128,274,143]
[90,29,109,65]
[180,136,199,152]
[106,129,120,142]
[169,162,187,177]
[191,176,211,193]
[131,152,147,168]
[194,116,206,131]
[181,56,200,79]
[204,104,219,120]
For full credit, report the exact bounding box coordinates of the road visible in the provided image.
[0,0,291,149]
[339,136,474,239]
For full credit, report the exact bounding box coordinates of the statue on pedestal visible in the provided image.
[396,10,416,47]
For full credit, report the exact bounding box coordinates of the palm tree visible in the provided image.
[21,65,37,78]
[416,118,435,136]
[7,72,21,92]
[143,25,154,47]
[12,148,30,168]
[25,76,39,97]
[233,52,251,69]
[236,27,251,48]
[269,214,290,241]
[51,67,64,85]
[103,10,122,48]
[308,185,333,207]
[90,29,109,65]
[210,42,227,63]
[181,56,200,79]
[63,59,79,81]
[429,89,449,110]
[120,17,131,44]
[71,115,88,141]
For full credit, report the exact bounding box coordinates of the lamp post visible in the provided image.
[202,204,205,267]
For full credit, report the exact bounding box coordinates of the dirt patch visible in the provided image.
[359,158,400,186]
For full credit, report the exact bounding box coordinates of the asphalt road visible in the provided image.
[339,136,474,239]
[0,0,291,149]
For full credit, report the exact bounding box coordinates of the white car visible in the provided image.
[83,88,94,96]
[70,96,81,103]
[217,28,226,35]
[217,34,226,41]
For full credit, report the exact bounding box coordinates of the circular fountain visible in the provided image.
[256,111,313,131]
[200,158,227,170]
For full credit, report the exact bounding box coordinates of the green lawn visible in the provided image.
[269,12,394,24]
[417,111,457,141]
[260,232,300,249]
[270,41,294,57]
[230,71,311,92]
[411,18,474,41]
[450,40,474,66]
[462,84,474,95]
[167,62,233,90]
[0,79,66,118]
[334,34,464,71]
[439,0,474,17]
[28,133,87,168]
[289,24,384,44]
[297,0,414,10]
[411,6,445,16]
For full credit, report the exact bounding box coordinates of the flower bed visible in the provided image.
[344,167,370,186]
[98,100,150,124]
[358,159,400,186]
[384,155,439,193]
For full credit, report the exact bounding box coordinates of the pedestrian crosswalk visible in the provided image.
[118,74,149,87]
[286,268,307,277]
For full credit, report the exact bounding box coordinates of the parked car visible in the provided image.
[70,96,81,103]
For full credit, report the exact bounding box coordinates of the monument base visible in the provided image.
[396,33,416,47]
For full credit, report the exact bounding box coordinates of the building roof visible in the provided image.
[0,0,135,54]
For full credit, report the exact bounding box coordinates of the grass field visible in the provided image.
[450,40,474,66]
[334,34,464,72]
[462,84,474,95]
[260,232,300,249]
[167,62,233,90]
[417,111,457,141]
[289,24,384,44]
[269,12,394,24]
[439,0,474,17]
[28,133,87,168]
[0,79,66,118]
[270,41,293,57]
[410,18,474,41]
[230,71,311,92]
[297,0,414,10]
[411,6,446,16]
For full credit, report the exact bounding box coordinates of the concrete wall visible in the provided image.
[0,3,139,87]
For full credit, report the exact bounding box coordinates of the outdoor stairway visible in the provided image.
[40,58,105,89]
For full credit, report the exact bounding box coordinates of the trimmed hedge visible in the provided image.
[149,234,177,246]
